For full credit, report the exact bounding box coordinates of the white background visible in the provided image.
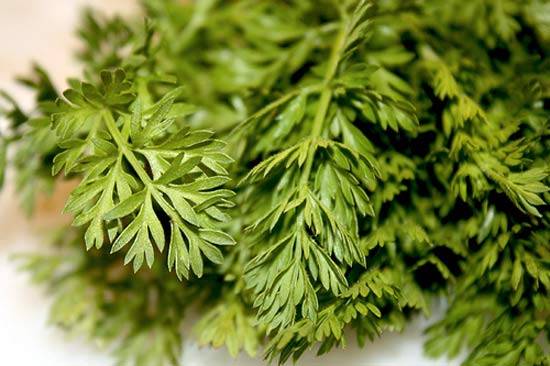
[0,1,461,365]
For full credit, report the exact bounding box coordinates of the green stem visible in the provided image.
[103,109,198,234]
[103,110,153,186]
[299,22,348,186]
[174,0,218,53]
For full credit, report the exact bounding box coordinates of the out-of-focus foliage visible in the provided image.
[1,0,548,365]
[0,65,59,213]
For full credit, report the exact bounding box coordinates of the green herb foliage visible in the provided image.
[1,0,548,365]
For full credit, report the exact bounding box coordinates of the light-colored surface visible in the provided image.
[0,1,459,365]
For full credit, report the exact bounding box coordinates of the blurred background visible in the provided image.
[0,1,460,365]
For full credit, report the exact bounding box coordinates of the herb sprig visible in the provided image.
[1,0,548,365]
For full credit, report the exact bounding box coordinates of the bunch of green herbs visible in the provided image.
[0,0,548,365]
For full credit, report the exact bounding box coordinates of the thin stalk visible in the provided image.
[299,22,348,186]
[103,110,153,186]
